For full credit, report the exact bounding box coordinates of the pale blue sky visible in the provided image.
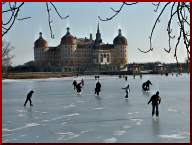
[3,2,188,66]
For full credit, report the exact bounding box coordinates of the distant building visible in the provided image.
[153,63,167,74]
[129,63,141,74]
[34,23,128,72]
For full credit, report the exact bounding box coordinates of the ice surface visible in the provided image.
[104,137,117,143]
[2,74,190,143]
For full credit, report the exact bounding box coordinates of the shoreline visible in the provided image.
[2,72,75,80]
[2,72,188,80]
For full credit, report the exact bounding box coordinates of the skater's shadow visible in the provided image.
[95,95,102,104]
[152,118,160,135]
[125,98,129,103]
[95,95,101,100]
[76,93,83,97]
[142,90,150,97]
[24,106,34,121]
[24,106,33,112]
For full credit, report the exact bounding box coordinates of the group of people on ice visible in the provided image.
[72,77,101,96]
[121,78,161,118]
[24,75,161,119]
[72,79,84,94]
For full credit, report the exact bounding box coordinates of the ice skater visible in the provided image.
[72,80,77,90]
[125,76,128,81]
[148,91,161,118]
[95,81,101,96]
[76,82,82,95]
[95,75,100,80]
[142,80,152,91]
[122,84,130,99]
[81,78,84,87]
[24,90,34,107]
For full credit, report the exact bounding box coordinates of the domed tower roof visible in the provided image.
[34,32,48,48]
[113,29,127,45]
[60,27,76,45]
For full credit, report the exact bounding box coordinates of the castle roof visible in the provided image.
[34,32,48,48]
[94,44,113,50]
[113,29,127,45]
[60,27,76,45]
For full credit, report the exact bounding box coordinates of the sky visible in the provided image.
[3,2,189,66]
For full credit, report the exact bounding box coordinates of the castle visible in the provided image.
[34,23,128,72]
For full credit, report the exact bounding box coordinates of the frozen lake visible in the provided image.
[2,74,190,143]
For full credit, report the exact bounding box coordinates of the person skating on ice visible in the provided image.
[24,90,34,107]
[148,91,161,118]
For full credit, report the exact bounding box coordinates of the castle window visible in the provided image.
[107,54,110,62]
[100,54,103,63]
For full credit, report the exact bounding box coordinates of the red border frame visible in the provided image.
[1,1,2,144]
[2,0,192,2]
[1,1,191,145]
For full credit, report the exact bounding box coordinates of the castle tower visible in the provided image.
[94,22,102,46]
[113,29,128,66]
[90,33,93,41]
[60,27,77,66]
[34,32,48,64]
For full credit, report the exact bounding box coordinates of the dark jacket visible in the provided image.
[148,94,161,105]
[95,82,101,92]
[27,91,33,98]
[73,80,77,86]
[146,80,152,85]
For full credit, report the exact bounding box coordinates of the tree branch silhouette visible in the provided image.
[98,2,138,21]
[2,2,69,38]
[98,2,190,66]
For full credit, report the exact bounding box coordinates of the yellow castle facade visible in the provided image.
[34,24,128,72]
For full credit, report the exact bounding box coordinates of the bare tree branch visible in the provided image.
[98,3,125,21]
[164,2,176,53]
[50,2,69,19]
[2,2,25,36]
[2,2,69,39]
[2,40,14,66]
[46,2,54,39]
[17,16,31,21]
[174,28,182,70]
[45,2,69,38]
[98,2,138,21]
[138,2,171,53]
[152,2,161,12]
[98,2,190,69]
[137,48,153,53]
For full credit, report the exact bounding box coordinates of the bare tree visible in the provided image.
[2,2,69,38]
[2,40,14,78]
[99,2,190,66]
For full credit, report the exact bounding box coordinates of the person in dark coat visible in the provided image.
[148,91,161,117]
[142,82,147,91]
[72,80,77,90]
[76,82,82,94]
[81,79,84,87]
[145,80,152,90]
[142,80,152,91]
[24,90,34,107]
[95,81,101,96]
[122,84,130,98]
